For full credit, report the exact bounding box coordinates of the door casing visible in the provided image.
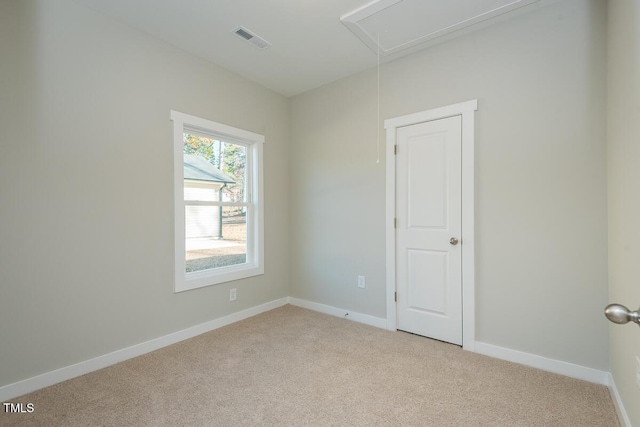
[384,100,477,351]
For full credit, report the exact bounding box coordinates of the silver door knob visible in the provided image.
[449,237,459,245]
[604,303,640,326]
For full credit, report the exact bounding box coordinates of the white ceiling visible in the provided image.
[73,0,547,97]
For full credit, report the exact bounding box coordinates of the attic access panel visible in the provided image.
[341,0,541,58]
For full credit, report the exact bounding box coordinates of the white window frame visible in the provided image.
[171,110,264,292]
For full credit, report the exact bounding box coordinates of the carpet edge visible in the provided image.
[0,297,289,401]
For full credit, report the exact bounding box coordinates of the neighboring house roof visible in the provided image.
[184,153,235,184]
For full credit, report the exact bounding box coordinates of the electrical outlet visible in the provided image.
[229,288,237,302]
[636,356,640,390]
[357,275,365,288]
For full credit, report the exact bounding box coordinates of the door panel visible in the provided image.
[407,249,447,314]
[407,133,447,229]
[396,115,462,345]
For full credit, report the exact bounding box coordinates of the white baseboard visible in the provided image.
[476,342,632,425]
[0,297,289,402]
[288,297,388,329]
[606,373,632,427]
[289,299,616,385]
[2,297,630,427]
[474,341,609,385]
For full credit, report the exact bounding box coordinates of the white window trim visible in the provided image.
[171,110,264,293]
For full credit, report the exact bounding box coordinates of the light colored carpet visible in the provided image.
[0,305,619,426]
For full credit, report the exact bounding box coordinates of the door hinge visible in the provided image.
[394,218,397,228]
[394,291,397,302]
[394,145,398,155]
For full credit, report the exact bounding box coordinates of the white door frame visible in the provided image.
[384,100,477,351]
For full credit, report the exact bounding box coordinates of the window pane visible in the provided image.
[219,142,247,203]
[185,206,247,273]
[183,134,246,203]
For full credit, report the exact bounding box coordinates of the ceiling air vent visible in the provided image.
[232,27,271,49]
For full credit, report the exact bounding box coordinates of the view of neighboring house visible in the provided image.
[183,153,235,239]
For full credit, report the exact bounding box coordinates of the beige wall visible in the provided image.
[607,1,640,424]
[0,0,290,386]
[291,0,609,370]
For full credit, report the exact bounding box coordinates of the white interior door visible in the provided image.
[396,115,462,345]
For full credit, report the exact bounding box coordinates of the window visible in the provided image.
[171,111,264,292]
